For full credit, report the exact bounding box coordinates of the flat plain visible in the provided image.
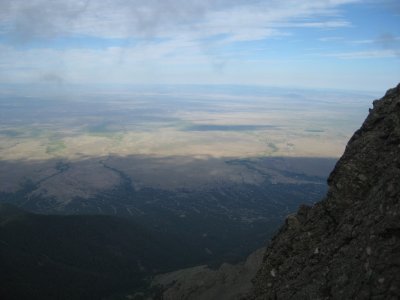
[0,85,375,264]
[0,85,372,193]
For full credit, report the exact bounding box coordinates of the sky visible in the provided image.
[0,0,399,92]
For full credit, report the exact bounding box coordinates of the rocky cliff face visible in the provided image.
[250,84,400,299]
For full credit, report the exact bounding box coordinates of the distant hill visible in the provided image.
[0,203,195,299]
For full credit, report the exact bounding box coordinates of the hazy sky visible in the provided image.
[0,0,399,92]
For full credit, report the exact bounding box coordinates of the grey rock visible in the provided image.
[249,83,400,300]
[152,247,266,300]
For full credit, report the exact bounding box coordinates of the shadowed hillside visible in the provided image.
[0,203,198,299]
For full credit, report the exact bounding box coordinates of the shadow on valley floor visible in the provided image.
[0,155,336,298]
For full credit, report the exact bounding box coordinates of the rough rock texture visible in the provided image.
[251,84,400,300]
[152,247,265,300]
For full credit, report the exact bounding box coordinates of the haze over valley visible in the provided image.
[0,85,371,192]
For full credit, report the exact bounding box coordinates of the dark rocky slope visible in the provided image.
[250,84,400,299]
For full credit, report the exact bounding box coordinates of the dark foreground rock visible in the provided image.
[250,84,400,299]
[152,247,265,300]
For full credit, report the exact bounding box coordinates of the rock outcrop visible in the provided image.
[152,248,265,300]
[250,84,400,299]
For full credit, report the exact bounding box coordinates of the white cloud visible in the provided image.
[0,0,360,43]
[323,49,399,59]
[350,39,375,44]
[319,36,345,42]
